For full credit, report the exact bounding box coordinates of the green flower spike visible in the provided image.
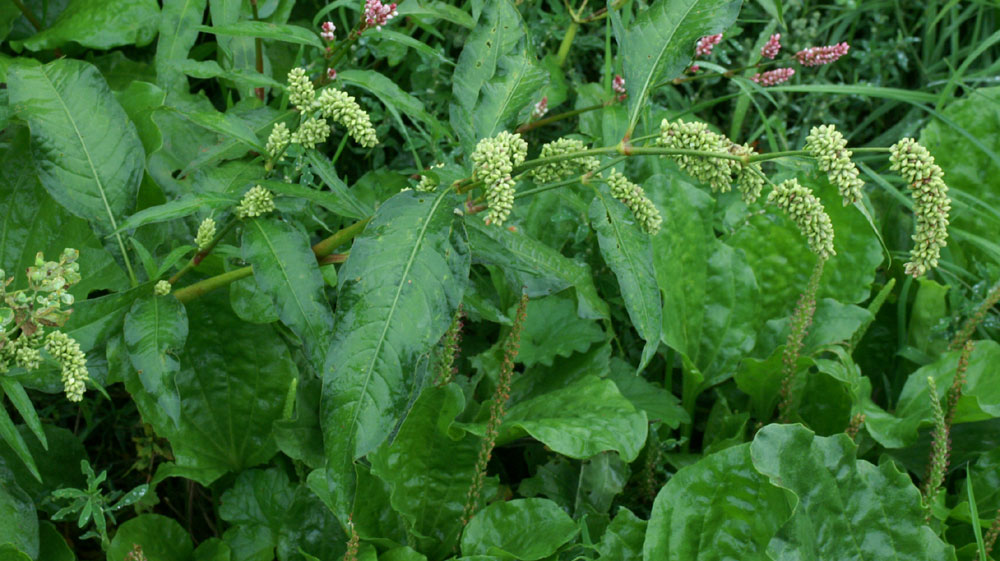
[471,131,528,226]
[195,217,216,251]
[291,117,331,150]
[767,178,836,260]
[236,185,275,219]
[266,122,291,162]
[531,138,601,184]
[804,124,864,205]
[315,88,379,148]
[657,119,738,194]
[287,67,315,110]
[729,142,765,205]
[154,280,172,296]
[45,331,89,402]
[606,170,662,235]
[889,138,950,277]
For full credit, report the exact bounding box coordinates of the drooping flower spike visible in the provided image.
[471,131,528,226]
[606,170,662,235]
[805,124,864,205]
[890,138,951,277]
[767,178,836,260]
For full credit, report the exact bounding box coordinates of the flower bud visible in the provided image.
[154,280,172,296]
[290,117,331,149]
[195,217,216,250]
[805,124,864,205]
[287,67,315,110]
[266,122,291,162]
[236,185,276,219]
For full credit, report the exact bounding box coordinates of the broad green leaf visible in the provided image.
[259,179,370,220]
[370,385,480,558]
[597,507,646,561]
[650,175,758,391]
[243,218,334,371]
[123,294,188,427]
[0,379,45,452]
[59,284,148,353]
[173,59,285,90]
[197,21,323,49]
[750,424,956,560]
[0,128,129,301]
[451,0,521,112]
[276,487,348,561]
[0,472,37,559]
[337,70,449,140]
[207,0,256,101]
[461,498,577,559]
[0,546,32,561]
[37,522,75,561]
[193,539,233,561]
[161,105,264,153]
[864,341,1000,448]
[321,190,469,516]
[396,1,475,28]
[607,358,688,428]
[115,81,167,156]
[469,221,609,320]
[128,295,296,482]
[108,514,193,561]
[155,0,208,91]
[219,468,294,531]
[13,0,159,52]
[7,59,143,236]
[516,295,605,367]
[618,0,742,135]
[116,193,237,233]
[470,50,547,140]
[0,405,39,482]
[643,443,791,560]
[466,375,648,462]
[729,175,883,325]
[590,184,662,372]
[0,3,20,42]
[177,106,292,178]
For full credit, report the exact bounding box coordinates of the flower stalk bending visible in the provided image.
[767,179,836,260]
[890,138,951,277]
[805,124,864,205]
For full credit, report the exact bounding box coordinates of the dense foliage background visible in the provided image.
[1,0,1000,559]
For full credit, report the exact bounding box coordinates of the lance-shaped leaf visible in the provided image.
[155,0,207,91]
[616,0,742,136]
[123,294,188,428]
[321,190,470,516]
[12,0,160,52]
[369,385,480,558]
[650,175,758,392]
[643,443,791,560]
[590,184,662,372]
[7,59,143,235]
[750,424,957,560]
[461,498,578,559]
[243,218,334,371]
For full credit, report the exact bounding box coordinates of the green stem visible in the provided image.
[555,20,579,68]
[747,146,890,163]
[168,219,239,285]
[250,0,265,101]
[515,102,609,134]
[312,217,370,258]
[330,134,350,166]
[514,157,626,200]
[173,267,253,303]
[679,361,699,453]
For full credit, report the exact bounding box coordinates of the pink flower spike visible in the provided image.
[531,96,548,120]
[761,33,781,59]
[695,34,723,57]
[613,74,626,94]
[364,0,398,31]
[327,68,337,80]
[751,67,795,86]
[795,42,850,66]
[689,64,701,73]
[320,21,336,42]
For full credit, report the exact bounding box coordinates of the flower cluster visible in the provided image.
[266,122,291,162]
[695,34,723,56]
[195,217,216,250]
[315,88,379,148]
[795,42,850,66]
[415,162,445,193]
[530,138,600,184]
[286,67,315,110]
[531,96,548,120]
[320,21,336,42]
[606,170,662,235]
[612,75,626,100]
[751,67,795,86]
[154,280,172,296]
[363,0,397,31]
[291,117,330,149]
[45,330,88,402]
[805,124,864,205]
[890,138,951,277]
[767,179,836,260]
[236,185,275,219]
[470,131,528,226]
[729,142,766,205]
[761,33,782,59]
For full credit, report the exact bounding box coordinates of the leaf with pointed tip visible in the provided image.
[155,0,208,91]
[616,0,742,136]
[243,218,334,371]
[123,295,188,427]
[197,21,323,48]
[13,0,160,52]
[0,475,37,559]
[590,184,662,372]
[750,424,957,560]
[7,59,143,234]
[461,498,577,559]
[116,193,237,233]
[321,190,469,516]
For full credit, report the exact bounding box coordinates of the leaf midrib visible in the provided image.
[345,191,449,457]
[37,65,123,234]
